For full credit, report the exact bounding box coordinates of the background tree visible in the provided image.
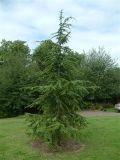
[84,47,120,102]
[0,40,30,117]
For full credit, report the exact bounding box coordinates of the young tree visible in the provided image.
[27,11,88,148]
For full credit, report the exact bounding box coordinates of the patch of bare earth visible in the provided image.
[32,139,86,154]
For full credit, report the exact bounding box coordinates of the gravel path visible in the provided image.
[81,110,120,116]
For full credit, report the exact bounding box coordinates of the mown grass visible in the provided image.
[104,107,117,112]
[0,115,120,160]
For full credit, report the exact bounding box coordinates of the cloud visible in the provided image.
[0,0,120,64]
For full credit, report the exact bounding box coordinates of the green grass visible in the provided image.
[104,107,117,112]
[0,115,120,160]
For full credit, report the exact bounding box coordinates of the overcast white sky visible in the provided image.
[0,0,120,64]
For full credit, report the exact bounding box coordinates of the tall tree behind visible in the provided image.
[84,47,120,102]
[0,40,30,117]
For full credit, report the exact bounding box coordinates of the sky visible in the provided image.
[0,0,120,64]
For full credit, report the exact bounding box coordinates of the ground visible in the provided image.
[81,110,119,116]
[0,112,120,160]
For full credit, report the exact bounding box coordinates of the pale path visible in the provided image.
[81,110,120,116]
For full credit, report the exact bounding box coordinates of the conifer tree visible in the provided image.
[27,11,88,148]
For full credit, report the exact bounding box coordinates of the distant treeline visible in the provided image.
[0,39,120,117]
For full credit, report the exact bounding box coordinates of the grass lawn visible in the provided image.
[104,107,117,112]
[0,115,120,160]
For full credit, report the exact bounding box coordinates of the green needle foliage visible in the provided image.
[27,11,88,148]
